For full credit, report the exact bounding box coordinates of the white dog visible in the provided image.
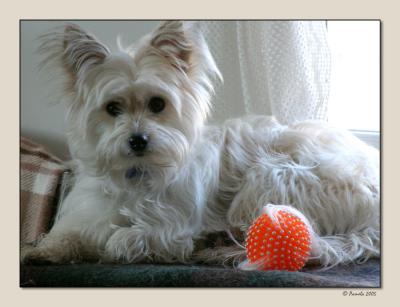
[22,21,380,269]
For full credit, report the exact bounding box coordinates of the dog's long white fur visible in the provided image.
[22,21,380,268]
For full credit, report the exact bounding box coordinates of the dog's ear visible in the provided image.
[61,24,110,76]
[149,21,194,72]
[39,23,110,81]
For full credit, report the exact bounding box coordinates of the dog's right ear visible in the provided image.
[39,23,110,81]
[62,24,110,76]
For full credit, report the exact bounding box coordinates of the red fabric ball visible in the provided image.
[245,210,311,271]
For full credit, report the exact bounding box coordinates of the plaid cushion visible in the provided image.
[20,137,67,243]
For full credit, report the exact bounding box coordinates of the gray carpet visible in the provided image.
[20,259,380,288]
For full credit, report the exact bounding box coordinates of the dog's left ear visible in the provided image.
[149,21,194,72]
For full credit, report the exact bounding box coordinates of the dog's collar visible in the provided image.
[125,167,143,179]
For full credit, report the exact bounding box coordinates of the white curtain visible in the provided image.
[202,21,331,125]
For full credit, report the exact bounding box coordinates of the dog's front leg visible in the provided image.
[103,226,194,263]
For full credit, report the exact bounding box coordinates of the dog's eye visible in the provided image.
[148,97,165,113]
[106,101,123,117]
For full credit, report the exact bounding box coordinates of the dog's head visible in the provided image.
[41,21,221,188]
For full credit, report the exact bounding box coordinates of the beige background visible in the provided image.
[1,0,398,305]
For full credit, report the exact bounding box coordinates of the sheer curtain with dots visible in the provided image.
[201,21,331,125]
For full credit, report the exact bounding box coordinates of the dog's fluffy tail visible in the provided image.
[310,227,380,269]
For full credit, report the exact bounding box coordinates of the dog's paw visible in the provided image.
[104,226,195,263]
[20,233,87,264]
[21,244,64,264]
[104,227,149,263]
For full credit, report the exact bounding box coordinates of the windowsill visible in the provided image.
[351,130,380,150]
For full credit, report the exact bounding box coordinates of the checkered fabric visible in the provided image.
[20,137,67,243]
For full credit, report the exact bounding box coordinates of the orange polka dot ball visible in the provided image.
[245,206,312,271]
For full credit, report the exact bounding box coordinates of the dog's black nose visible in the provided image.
[129,134,149,152]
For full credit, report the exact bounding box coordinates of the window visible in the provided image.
[327,21,380,149]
